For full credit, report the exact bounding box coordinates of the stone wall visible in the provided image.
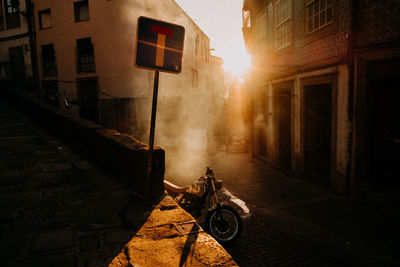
[1,86,164,199]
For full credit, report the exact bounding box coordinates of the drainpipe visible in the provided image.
[25,0,40,93]
[348,0,357,198]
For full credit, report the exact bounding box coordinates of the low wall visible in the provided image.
[1,86,164,199]
[110,196,238,266]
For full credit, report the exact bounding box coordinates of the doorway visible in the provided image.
[77,78,99,123]
[276,89,291,170]
[368,58,400,186]
[42,80,59,108]
[9,46,25,79]
[259,87,268,157]
[304,83,332,185]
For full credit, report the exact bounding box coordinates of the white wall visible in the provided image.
[33,0,219,149]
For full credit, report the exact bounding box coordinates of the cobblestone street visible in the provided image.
[0,99,149,266]
[166,151,400,266]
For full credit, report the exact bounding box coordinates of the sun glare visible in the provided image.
[174,0,250,76]
[222,52,251,76]
[216,36,251,76]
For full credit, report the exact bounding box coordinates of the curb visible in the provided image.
[110,195,238,266]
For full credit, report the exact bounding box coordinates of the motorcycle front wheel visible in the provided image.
[204,205,242,245]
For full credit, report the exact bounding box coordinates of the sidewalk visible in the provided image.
[0,97,236,266]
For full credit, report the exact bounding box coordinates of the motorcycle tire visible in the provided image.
[204,205,242,245]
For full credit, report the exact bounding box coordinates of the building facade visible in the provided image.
[32,0,220,150]
[242,0,400,194]
[0,0,37,87]
[352,0,400,192]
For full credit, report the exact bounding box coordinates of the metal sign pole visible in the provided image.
[145,70,160,201]
[149,70,159,150]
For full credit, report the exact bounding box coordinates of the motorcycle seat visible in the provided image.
[163,180,189,194]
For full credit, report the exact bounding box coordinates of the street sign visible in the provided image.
[135,17,185,201]
[136,16,185,73]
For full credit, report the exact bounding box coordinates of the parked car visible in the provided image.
[216,136,229,151]
[225,136,248,153]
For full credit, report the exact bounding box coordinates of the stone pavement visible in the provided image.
[215,154,400,266]
[166,150,400,266]
[0,98,236,266]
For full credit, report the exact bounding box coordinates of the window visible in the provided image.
[306,0,333,33]
[76,37,95,72]
[274,0,292,50]
[74,0,89,22]
[5,0,20,29]
[255,13,267,41]
[39,9,51,29]
[41,44,57,77]
[0,0,4,31]
[242,8,251,46]
[242,9,251,28]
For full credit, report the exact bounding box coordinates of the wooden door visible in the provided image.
[277,90,291,170]
[304,84,332,185]
[77,78,99,123]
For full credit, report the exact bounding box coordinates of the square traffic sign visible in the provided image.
[136,16,185,73]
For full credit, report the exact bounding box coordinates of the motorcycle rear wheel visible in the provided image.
[204,205,242,245]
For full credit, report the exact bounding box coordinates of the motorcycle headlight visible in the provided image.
[188,179,207,196]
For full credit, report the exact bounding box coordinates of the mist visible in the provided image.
[112,0,225,185]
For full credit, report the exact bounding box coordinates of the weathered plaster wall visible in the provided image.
[33,0,215,148]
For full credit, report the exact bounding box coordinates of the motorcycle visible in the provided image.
[164,167,242,244]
